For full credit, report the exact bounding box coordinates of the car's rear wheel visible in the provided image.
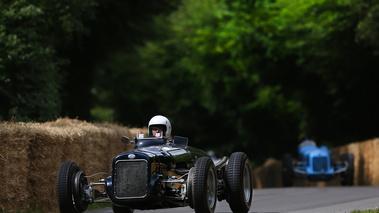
[57,161,88,213]
[340,153,354,186]
[112,204,134,213]
[282,153,294,187]
[226,152,253,213]
[192,157,217,213]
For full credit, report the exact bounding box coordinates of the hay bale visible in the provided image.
[332,138,379,186]
[0,123,32,212]
[0,118,135,213]
[253,158,282,189]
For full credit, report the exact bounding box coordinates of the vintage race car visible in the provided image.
[282,139,354,187]
[56,134,253,213]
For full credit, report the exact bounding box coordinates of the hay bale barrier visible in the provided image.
[331,138,379,186]
[0,118,136,213]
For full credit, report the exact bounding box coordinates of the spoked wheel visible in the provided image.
[340,153,354,186]
[112,204,134,213]
[57,161,89,213]
[282,153,294,187]
[226,152,253,213]
[192,157,217,213]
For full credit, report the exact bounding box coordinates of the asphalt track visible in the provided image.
[89,186,379,213]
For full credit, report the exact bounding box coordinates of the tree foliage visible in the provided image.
[1,0,378,163]
[111,0,378,160]
[0,0,96,121]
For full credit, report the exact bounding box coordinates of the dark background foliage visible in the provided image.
[1,0,377,164]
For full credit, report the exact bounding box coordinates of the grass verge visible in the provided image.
[350,208,379,213]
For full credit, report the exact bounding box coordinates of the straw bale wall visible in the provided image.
[252,138,379,188]
[0,118,141,213]
[332,138,379,186]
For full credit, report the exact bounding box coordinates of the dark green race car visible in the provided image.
[57,135,254,213]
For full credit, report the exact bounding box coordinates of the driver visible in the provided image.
[148,115,172,138]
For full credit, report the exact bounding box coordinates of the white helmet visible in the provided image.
[148,115,172,138]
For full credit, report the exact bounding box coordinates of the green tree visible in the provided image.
[0,0,96,121]
[1,0,377,163]
[114,0,378,162]
[62,0,180,121]
[161,0,305,158]
[0,0,179,122]
[258,0,379,144]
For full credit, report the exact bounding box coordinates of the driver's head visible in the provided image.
[148,115,171,138]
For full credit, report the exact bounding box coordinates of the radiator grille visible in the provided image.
[115,160,147,198]
[312,156,328,172]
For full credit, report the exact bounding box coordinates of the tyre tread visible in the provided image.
[226,152,252,213]
[193,157,217,213]
[57,161,80,213]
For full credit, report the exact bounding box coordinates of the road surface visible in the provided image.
[89,186,379,213]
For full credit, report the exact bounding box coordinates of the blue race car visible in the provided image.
[282,139,354,187]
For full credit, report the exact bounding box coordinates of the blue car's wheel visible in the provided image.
[282,153,294,187]
[192,157,217,213]
[226,152,253,213]
[57,161,88,213]
[340,153,354,186]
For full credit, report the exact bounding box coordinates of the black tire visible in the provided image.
[282,153,294,187]
[192,157,217,213]
[187,167,195,209]
[112,204,134,213]
[57,161,88,213]
[226,152,253,213]
[340,153,354,186]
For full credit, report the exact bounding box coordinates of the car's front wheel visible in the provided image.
[57,161,89,213]
[282,153,294,187]
[340,153,354,186]
[187,167,195,208]
[192,157,217,213]
[226,152,253,213]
